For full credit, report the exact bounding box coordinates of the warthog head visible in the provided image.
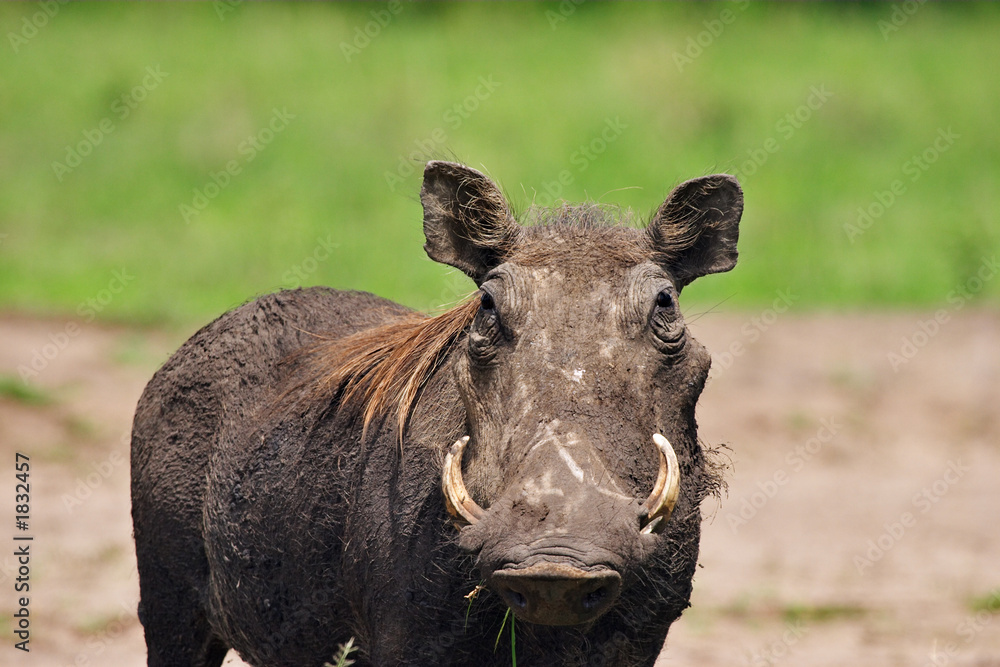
[422,161,743,627]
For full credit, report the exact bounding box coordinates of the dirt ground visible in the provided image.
[1,308,998,667]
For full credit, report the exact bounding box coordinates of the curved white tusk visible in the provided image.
[640,433,681,535]
[442,436,486,527]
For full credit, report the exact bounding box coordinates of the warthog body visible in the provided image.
[131,161,743,666]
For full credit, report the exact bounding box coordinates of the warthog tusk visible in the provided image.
[640,434,681,534]
[443,434,679,532]
[442,436,486,526]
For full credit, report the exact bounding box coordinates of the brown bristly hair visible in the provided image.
[299,296,479,442]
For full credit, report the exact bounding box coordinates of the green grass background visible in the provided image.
[1,2,998,328]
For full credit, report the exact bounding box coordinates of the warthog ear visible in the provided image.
[647,174,743,289]
[421,161,521,284]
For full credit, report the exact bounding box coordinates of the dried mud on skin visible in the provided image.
[0,311,997,667]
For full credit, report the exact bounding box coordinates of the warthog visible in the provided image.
[131,161,743,667]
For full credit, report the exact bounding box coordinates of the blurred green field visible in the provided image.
[1,2,998,328]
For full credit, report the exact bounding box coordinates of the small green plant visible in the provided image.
[495,608,517,667]
[323,637,357,667]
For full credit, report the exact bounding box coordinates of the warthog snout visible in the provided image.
[491,562,622,626]
[445,433,681,625]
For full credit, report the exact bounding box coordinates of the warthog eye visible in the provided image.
[480,291,495,312]
[655,289,674,310]
[470,289,502,365]
[650,286,685,353]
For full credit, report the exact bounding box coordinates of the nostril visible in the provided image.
[582,586,608,610]
[505,589,528,609]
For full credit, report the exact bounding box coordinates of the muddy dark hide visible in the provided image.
[130,161,742,667]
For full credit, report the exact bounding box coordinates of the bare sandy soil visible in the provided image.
[1,309,998,667]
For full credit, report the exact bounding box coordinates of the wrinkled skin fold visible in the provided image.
[443,432,680,535]
[130,161,742,667]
